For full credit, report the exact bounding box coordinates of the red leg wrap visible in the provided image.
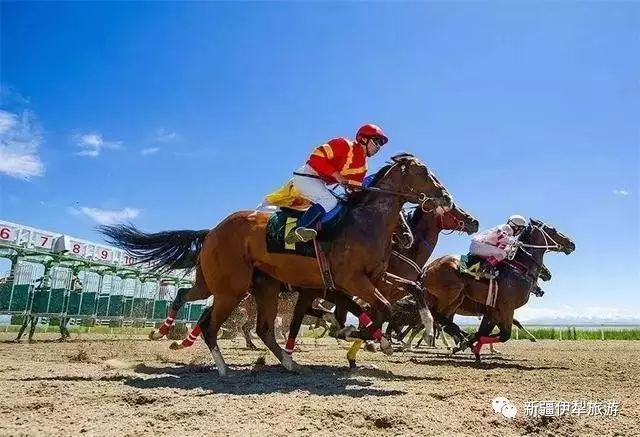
[158,309,178,335]
[472,336,500,355]
[284,336,296,354]
[358,313,373,328]
[181,324,202,348]
[372,328,382,341]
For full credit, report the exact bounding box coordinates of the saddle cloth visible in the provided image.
[265,206,348,257]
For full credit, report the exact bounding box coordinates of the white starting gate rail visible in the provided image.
[0,219,195,280]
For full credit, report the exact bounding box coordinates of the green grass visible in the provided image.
[0,324,152,335]
[3,323,640,340]
[521,327,640,341]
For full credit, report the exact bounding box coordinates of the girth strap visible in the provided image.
[313,239,335,296]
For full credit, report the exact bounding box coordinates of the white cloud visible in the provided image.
[73,132,122,157]
[612,189,629,196]
[141,147,160,156]
[0,84,31,105]
[152,128,178,143]
[514,304,640,323]
[0,109,44,180]
[68,206,140,224]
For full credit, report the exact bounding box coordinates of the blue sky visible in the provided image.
[1,2,638,321]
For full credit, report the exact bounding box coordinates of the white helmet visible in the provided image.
[507,214,527,227]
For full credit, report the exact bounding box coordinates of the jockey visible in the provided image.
[285,124,389,244]
[469,214,527,276]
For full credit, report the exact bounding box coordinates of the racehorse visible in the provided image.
[101,154,451,375]
[422,218,575,361]
[281,202,479,368]
[390,265,551,349]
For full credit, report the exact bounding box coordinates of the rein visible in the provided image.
[512,223,562,276]
[519,224,563,251]
[293,164,450,212]
[438,209,466,235]
[391,250,423,276]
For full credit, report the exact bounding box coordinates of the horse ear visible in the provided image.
[390,152,413,163]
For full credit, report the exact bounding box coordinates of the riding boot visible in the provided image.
[285,203,325,244]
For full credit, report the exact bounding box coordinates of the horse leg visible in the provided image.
[333,301,348,328]
[151,267,209,340]
[200,293,245,376]
[170,305,211,350]
[284,291,317,355]
[438,325,452,349]
[330,292,383,369]
[252,277,303,372]
[513,318,537,342]
[471,317,501,362]
[241,312,258,350]
[408,327,422,348]
[397,325,412,342]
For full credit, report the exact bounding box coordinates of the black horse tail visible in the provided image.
[99,224,209,273]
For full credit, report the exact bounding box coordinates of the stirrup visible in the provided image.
[285,227,317,244]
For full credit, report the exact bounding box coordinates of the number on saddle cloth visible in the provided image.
[458,254,484,276]
[265,204,349,257]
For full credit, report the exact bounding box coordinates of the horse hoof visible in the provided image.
[281,353,295,371]
[169,341,184,350]
[292,362,309,375]
[216,366,229,376]
[380,338,394,356]
[149,331,163,341]
[364,342,377,353]
[491,349,502,355]
[246,343,258,350]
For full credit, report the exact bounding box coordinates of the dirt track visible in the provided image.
[0,333,638,437]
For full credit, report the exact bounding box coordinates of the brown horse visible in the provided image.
[422,218,575,361]
[102,154,451,375]
[396,265,551,348]
[281,202,479,368]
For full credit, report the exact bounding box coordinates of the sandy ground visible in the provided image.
[0,333,638,437]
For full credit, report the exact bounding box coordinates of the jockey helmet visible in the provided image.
[356,124,388,146]
[507,214,527,228]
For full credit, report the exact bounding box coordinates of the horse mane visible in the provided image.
[345,163,391,206]
[519,218,541,243]
[346,154,416,206]
[369,163,392,186]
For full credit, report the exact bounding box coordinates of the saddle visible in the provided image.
[265,204,349,258]
[458,254,496,280]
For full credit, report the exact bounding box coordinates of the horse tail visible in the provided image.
[99,224,209,273]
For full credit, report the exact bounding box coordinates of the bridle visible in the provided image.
[438,207,466,235]
[349,159,452,212]
[519,222,564,253]
[511,222,566,274]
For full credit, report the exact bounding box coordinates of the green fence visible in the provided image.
[0,282,205,324]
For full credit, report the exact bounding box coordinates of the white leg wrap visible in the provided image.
[211,347,228,376]
[419,308,434,338]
